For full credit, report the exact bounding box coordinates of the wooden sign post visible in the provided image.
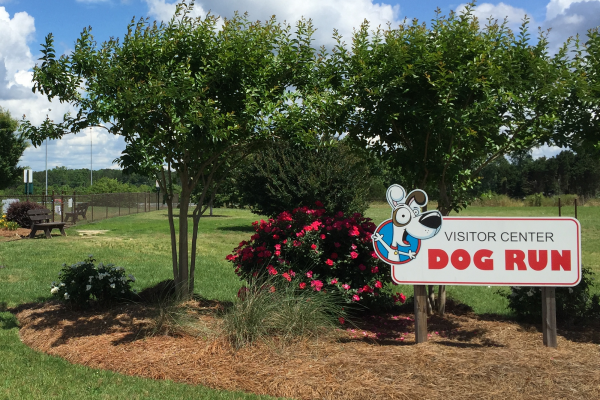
[541,287,557,348]
[414,285,428,343]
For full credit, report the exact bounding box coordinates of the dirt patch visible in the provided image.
[76,230,109,236]
[0,228,30,240]
[14,301,600,400]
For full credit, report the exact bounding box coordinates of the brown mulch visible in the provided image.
[13,301,600,400]
[0,227,30,240]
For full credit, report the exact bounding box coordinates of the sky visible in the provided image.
[1,0,599,172]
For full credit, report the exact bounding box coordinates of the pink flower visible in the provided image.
[359,264,366,271]
[350,251,358,259]
[273,234,279,239]
[351,244,357,250]
[299,282,306,289]
[288,269,296,277]
[311,280,324,291]
[330,278,338,284]
[331,253,338,260]
[306,271,313,278]
[338,317,345,325]
[352,294,360,301]
[269,286,276,293]
[267,265,278,275]
[325,259,334,266]
[274,244,281,250]
[342,284,350,290]
[375,281,382,288]
[320,234,326,240]
[371,266,379,273]
[282,272,292,282]
[293,240,302,247]
[334,242,341,248]
[311,244,317,250]
[315,201,324,207]
[371,251,378,258]
[399,293,406,303]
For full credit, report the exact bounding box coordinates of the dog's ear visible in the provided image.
[405,189,428,212]
[386,184,406,209]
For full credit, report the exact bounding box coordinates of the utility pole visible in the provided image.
[90,127,93,186]
[45,108,51,196]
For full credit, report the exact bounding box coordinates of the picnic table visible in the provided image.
[27,208,67,239]
[64,202,89,223]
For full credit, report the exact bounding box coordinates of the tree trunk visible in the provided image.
[427,285,436,315]
[438,285,446,315]
[164,179,179,286]
[177,187,191,299]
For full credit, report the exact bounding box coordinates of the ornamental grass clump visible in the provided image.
[50,256,136,308]
[226,202,390,308]
[224,273,350,348]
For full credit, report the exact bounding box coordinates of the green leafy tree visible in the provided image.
[327,4,574,314]
[331,4,572,216]
[0,108,27,190]
[235,139,373,217]
[20,3,320,298]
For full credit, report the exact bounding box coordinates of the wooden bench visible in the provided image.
[27,208,67,239]
[64,202,89,223]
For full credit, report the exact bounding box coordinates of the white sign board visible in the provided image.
[382,217,581,287]
[1,199,19,214]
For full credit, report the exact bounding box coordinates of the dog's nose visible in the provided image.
[419,212,442,229]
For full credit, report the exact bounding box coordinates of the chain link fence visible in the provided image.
[1,192,179,225]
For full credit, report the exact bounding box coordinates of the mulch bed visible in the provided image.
[13,300,600,399]
[0,228,30,240]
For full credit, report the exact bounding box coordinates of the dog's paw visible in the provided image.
[371,232,384,242]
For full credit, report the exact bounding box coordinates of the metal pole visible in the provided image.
[90,127,93,187]
[45,138,48,196]
[45,108,50,197]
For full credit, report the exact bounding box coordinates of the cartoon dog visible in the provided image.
[372,184,442,262]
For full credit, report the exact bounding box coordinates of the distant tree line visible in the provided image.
[0,167,159,196]
[477,150,600,199]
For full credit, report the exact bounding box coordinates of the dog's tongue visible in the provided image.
[402,230,410,245]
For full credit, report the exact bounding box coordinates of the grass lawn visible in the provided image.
[1,203,599,398]
[0,208,278,400]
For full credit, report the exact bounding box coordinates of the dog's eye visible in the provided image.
[395,210,411,225]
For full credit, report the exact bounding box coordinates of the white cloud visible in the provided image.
[531,144,566,159]
[456,3,535,33]
[543,0,600,53]
[145,0,400,46]
[0,7,126,172]
[545,0,600,20]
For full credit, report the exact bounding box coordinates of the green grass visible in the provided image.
[2,203,599,398]
[0,208,282,400]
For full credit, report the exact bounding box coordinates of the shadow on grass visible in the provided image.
[216,225,255,233]
[0,311,19,330]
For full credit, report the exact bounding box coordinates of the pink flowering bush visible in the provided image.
[227,202,391,307]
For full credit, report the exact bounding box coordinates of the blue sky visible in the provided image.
[1,0,599,171]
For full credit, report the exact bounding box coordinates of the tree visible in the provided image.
[328,4,573,313]
[0,108,27,190]
[20,2,320,299]
[331,4,572,215]
[235,139,373,217]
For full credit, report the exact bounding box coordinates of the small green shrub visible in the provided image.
[50,256,136,307]
[5,201,45,228]
[504,267,600,323]
[224,273,350,348]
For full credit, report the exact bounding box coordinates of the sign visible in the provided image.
[372,185,581,287]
